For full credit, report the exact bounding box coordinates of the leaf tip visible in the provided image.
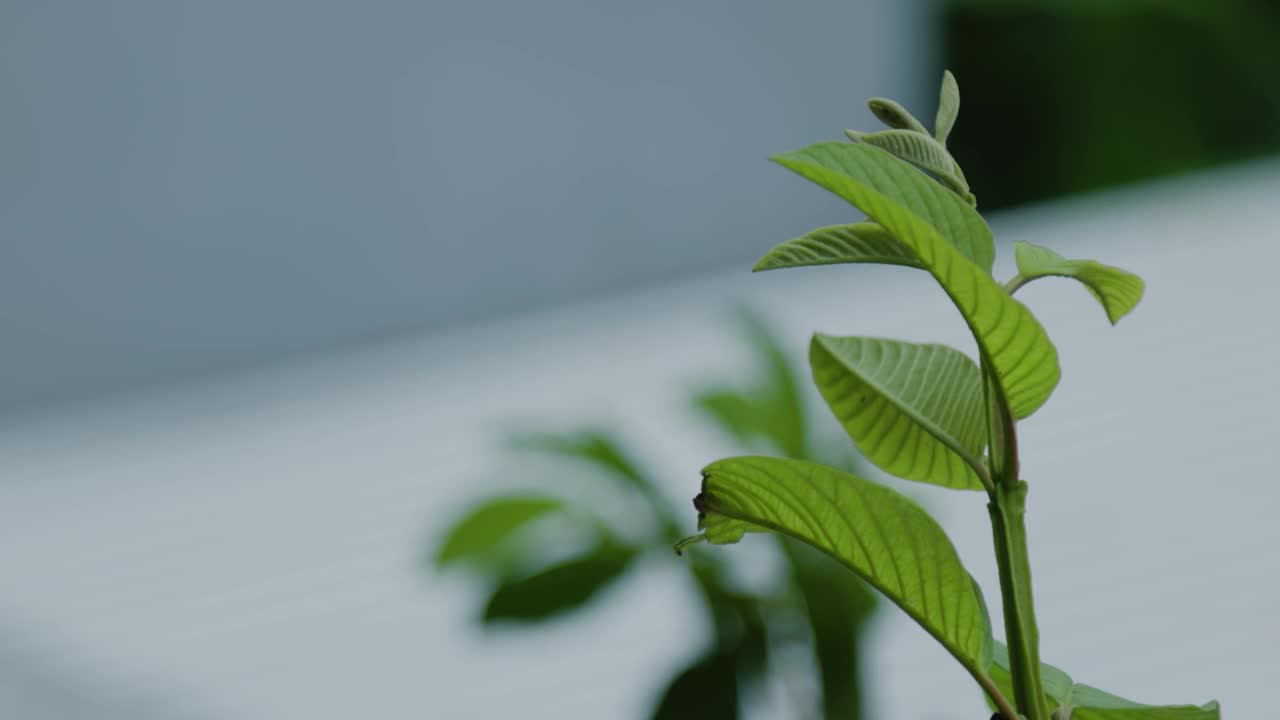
[673,534,706,556]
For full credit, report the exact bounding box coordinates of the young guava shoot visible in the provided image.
[679,71,1219,720]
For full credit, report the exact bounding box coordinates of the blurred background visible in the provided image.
[1,0,1278,717]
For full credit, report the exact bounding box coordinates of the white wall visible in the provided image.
[0,0,929,412]
[0,160,1275,718]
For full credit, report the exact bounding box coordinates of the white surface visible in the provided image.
[1,162,1278,718]
[0,0,926,411]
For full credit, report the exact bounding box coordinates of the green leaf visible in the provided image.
[1070,689,1220,720]
[867,97,929,135]
[810,335,987,490]
[692,308,809,459]
[693,456,994,684]
[650,650,739,720]
[936,69,960,145]
[845,129,972,203]
[1013,241,1145,325]
[776,142,993,271]
[772,142,1060,418]
[434,495,563,569]
[989,643,1220,720]
[753,222,922,273]
[482,543,635,622]
[784,538,876,719]
[692,391,760,445]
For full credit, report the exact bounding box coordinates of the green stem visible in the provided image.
[1003,273,1030,295]
[980,349,1045,720]
[989,480,1049,720]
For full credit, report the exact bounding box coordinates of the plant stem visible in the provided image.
[989,480,1049,720]
[1003,273,1030,295]
[987,268,1049,720]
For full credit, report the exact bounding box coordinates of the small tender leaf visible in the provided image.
[482,543,635,622]
[1013,241,1146,324]
[845,129,972,202]
[772,142,1060,418]
[694,456,994,681]
[753,222,922,273]
[810,335,987,490]
[989,643,1220,720]
[867,97,929,134]
[936,70,960,145]
[434,495,562,569]
[650,650,739,720]
[775,142,993,271]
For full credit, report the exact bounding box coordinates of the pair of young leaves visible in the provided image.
[686,74,1217,718]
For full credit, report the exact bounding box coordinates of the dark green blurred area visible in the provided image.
[944,0,1280,209]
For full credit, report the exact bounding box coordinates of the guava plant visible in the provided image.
[676,72,1220,720]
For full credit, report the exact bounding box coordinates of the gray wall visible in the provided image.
[1,0,928,412]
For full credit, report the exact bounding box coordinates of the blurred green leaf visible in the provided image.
[482,542,636,623]
[753,222,922,273]
[510,430,649,492]
[692,391,761,447]
[693,309,807,459]
[786,539,876,719]
[1013,241,1145,325]
[810,335,987,490]
[434,495,563,570]
[694,456,994,686]
[650,650,740,720]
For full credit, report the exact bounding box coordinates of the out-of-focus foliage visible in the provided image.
[434,309,877,719]
[945,0,1280,208]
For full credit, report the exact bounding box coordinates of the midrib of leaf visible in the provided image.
[811,336,987,489]
[773,143,1060,418]
[754,222,923,272]
[696,457,993,683]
